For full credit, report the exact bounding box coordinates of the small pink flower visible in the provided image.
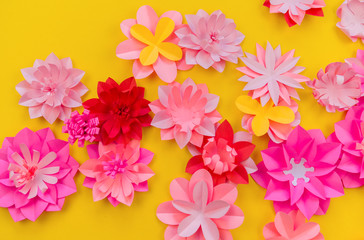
[337,0,364,43]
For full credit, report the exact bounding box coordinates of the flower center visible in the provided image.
[209,32,218,43]
[42,83,57,95]
[11,164,38,187]
[171,107,203,132]
[283,157,314,186]
[115,105,130,119]
[102,155,128,178]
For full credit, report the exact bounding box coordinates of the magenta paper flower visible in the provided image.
[238,42,309,106]
[346,49,364,93]
[251,126,344,219]
[337,0,364,43]
[79,140,154,206]
[175,10,244,72]
[0,128,79,222]
[307,62,362,113]
[149,78,222,149]
[157,169,244,240]
[16,53,88,124]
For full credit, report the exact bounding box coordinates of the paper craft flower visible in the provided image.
[251,126,344,219]
[186,120,256,185]
[79,140,154,206]
[116,5,192,83]
[238,42,309,106]
[263,210,324,240]
[346,49,364,93]
[0,128,79,221]
[156,169,244,240]
[175,10,244,72]
[83,77,151,145]
[16,53,88,124]
[307,62,361,113]
[263,0,325,27]
[149,78,221,148]
[337,0,364,43]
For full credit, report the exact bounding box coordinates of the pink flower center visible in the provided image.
[102,155,128,178]
[11,164,38,187]
[209,32,218,43]
[42,83,57,95]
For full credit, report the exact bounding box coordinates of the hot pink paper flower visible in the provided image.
[337,0,364,43]
[346,49,364,93]
[175,10,244,72]
[251,126,344,219]
[149,78,221,149]
[79,140,154,206]
[157,169,244,240]
[0,128,79,222]
[238,42,309,106]
[16,53,88,124]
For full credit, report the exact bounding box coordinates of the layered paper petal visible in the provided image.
[337,0,364,43]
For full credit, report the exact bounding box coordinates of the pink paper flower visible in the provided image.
[0,128,79,222]
[175,10,244,72]
[307,62,362,113]
[251,126,344,219]
[346,49,364,93]
[157,169,244,240]
[149,78,222,149]
[16,53,88,124]
[337,0,364,43]
[238,42,309,106]
[79,140,154,206]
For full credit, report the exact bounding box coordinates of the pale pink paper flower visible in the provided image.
[157,169,244,240]
[16,53,88,124]
[175,10,244,72]
[238,42,309,106]
[346,49,364,93]
[149,78,222,149]
[79,140,154,206]
[337,0,364,43]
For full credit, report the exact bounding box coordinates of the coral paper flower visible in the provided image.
[83,77,151,145]
[251,126,344,219]
[149,78,221,148]
[79,140,154,206]
[186,120,256,185]
[16,53,88,124]
[175,10,245,72]
[238,42,309,106]
[0,128,79,222]
[156,169,244,240]
[337,0,364,43]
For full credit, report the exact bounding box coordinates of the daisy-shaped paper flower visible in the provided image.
[337,0,364,43]
[175,10,244,72]
[264,0,325,27]
[346,49,364,93]
[157,169,244,240]
[116,5,192,83]
[251,126,344,219]
[149,78,221,149]
[16,53,88,124]
[0,128,79,222]
[79,140,154,206]
[307,62,362,113]
[83,77,151,145]
[238,42,309,106]
[186,120,256,185]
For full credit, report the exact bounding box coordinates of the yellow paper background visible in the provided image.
[0,0,363,239]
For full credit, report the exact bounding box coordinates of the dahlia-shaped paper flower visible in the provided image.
[238,42,309,106]
[175,10,244,72]
[157,169,244,240]
[149,78,221,149]
[307,62,361,113]
[264,0,325,27]
[16,53,88,124]
[79,140,154,206]
[337,0,364,43]
[346,49,364,93]
[251,126,344,219]
[83,77,151,145]
[0,128,79,221]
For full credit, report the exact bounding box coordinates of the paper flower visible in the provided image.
[238,42,309,106]
[263,210,324,240]
[156,169,244,240]
[0,128,79,221]
[149,78,221,148]
[346,49,364,93]
[79,140,154,206]
[251,126,344,219]
[83,77,151,145]
[186,120,256,185]
[175,10,244,72]
[307,62,361,113]
[263,0,325,27]
[337,0,364,43]
[116,5,192,83]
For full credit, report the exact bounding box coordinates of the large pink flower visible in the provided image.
[157,169,244,240]
[16,53,88,124]
[337,0,364,43]
[175,10,244,72]
[251,126,344,219]
[149,78,221,148]
[0,128,79,221]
